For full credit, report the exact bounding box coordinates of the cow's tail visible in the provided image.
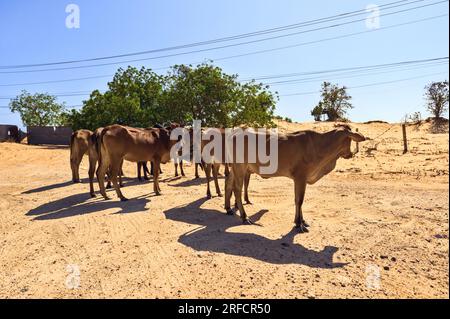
[97,127,112,174]
[96,129,104,168]
[69,131,77,162]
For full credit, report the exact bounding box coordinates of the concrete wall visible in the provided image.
[27,126,73,145]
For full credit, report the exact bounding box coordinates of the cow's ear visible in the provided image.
[347,131,366,142]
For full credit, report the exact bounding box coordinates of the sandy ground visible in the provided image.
[0,121,448,299]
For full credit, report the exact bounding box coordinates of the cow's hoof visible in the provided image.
[195,176,200,179]
[72,179,80,183]
[303,220,310,228]
[155,192,161,196]
[242,218,253,225]
[226,209,235,216]
[102,196,111,201]
[106,185,112,189]
[90,193,96,198]
[206,193,212,199]
[119,184,124,187]
[295,224,309,233]
[217,193,223,197]
[245,200,252,205]
[181,173,186,177]
[120,197,128,202]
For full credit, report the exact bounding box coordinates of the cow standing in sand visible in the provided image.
[70,129,92,183]
[96,125,179,201]
[225,125,366,232]
[201,128,251,202]
[71,128,136,197]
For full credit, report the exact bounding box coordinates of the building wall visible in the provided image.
[0,125,19,142]
[27,126,73,145]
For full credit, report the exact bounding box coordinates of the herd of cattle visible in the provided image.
[70,123,366,232]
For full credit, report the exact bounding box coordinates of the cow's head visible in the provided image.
[334,125,366,159]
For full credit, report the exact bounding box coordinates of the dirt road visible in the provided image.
[0,121,448,298]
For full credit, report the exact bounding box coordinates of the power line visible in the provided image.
[264,60,448,86]
[0,92,92,99]
[203,14,449,70]
[0,0,429,70]
[0,104,82,109]
[243,57,449,82]
[280,71,449,96]
[1,13,446,75]
[0,74,112,87]
[0,56,446,91]
[0,13,446,87]
[0,56,446,94]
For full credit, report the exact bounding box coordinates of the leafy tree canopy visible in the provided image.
[9,90,67,127]
[424,80,449,119]
[65,63,278,130]
[311,82,353,121]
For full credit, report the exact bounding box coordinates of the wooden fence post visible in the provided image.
[355,128,360,154]
[402,124,408,154]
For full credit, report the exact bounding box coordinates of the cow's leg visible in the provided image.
[106,171,112,189]
[70,156,78,182]
[212,164,222,197]
[144,162,150,180]
[174,162,179,177]
[150,161,154,176]
[88,156,97,198]
[96,158,110,200]
[294,178,308,233]
[232,165,250,224]
[153,158,161,195]
[70,156,77,182]
[110,160,127,201]
[180,160,185,177]
[71,154,82,183]
[244,171,251,204]
[118,159,124,187]
[205,164,212,198]
[224,167,234,215]
[224,164,230,177]
[194,163,200,179]
[137,162,143,181]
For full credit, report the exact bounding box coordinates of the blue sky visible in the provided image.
[0,0,448,128]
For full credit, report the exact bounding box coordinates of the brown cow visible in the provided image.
[70,129,93,183]
[200,128,251,202]
[96,125,179,201]
[88,127,126,197]
[71,128,153,196]
[224,125,365,232]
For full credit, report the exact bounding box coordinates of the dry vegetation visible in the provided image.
[0,121,448,298]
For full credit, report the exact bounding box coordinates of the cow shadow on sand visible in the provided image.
[164,197,347,268]
[26,192,150,221]
[22,180,76,194]
[22,177,150,194]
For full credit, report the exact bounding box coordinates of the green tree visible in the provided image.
[65,67,165,130]
[9,90,67,126]
[165,63,277,127]
[311,101,325,121]
[424,80,449,119]
[164,63,239,127]
[312,82,353,121]
[65,63,278,130]
[231,81,277,127]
